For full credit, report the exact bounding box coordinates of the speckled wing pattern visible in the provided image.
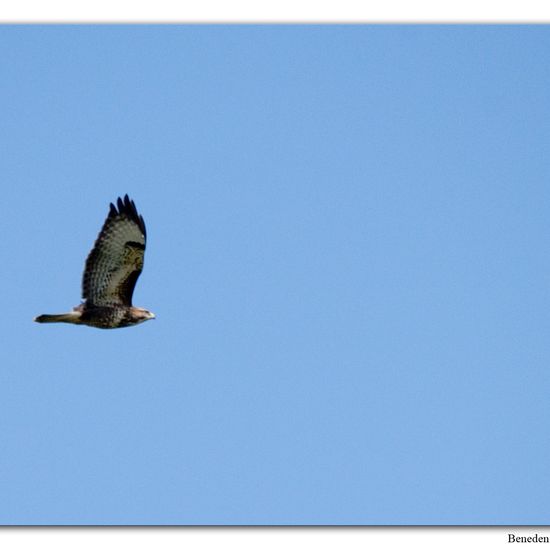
[82,195,147,307]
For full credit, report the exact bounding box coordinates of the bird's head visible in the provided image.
[133,307,156,324]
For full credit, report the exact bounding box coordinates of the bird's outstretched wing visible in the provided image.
[82,195,147,307]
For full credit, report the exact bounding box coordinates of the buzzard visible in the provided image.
[34,195,155,329]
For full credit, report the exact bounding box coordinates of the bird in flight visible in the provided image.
[34,195,155,329]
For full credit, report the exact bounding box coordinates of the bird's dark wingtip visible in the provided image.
[110,195,147,238]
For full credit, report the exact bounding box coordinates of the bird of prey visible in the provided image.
[34,195,155,329]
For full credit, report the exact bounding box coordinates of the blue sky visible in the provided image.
[1,25,549,525]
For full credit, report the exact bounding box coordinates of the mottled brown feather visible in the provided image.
[82,194,147,307]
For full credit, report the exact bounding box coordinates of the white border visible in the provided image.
[2,527,550,550]
[1,0,550,22]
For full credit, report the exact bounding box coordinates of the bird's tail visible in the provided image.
[34,312,81,324]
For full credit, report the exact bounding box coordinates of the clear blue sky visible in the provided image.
[1,25,549,525]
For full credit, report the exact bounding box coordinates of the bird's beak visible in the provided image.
[149,312,156,320]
